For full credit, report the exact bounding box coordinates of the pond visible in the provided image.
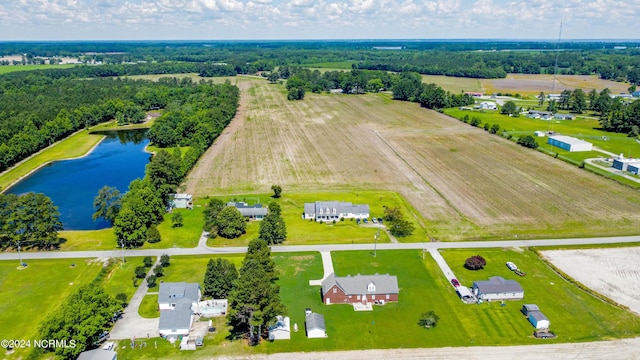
[6,129,150,230]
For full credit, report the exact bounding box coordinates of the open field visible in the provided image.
[0,64,76,74]
[420,74,631,97]
[540,247,640,316]
[184,77,640,240]
[483,74,631,96]
[0,258,103,358]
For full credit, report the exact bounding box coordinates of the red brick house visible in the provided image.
[321,273,399,305]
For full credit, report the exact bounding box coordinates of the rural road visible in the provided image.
[2,235,640,261]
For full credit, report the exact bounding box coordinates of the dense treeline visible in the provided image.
[4,41,640,82]
[0,192,63,250]
[114,81,239,247]
[38,264,123,359]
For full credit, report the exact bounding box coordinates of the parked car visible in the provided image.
[356,218,360,224]
[506,262,518,271]
[377,218,383,223]
[451,278,460,287]
[96,331,110,344]
[372,218,378,223]
[363,218,368,224]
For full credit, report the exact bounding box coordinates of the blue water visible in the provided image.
[6,130,150,230]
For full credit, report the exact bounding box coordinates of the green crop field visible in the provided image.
[0,64,76,74]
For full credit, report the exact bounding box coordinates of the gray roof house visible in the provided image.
[159,301,194,339]
[227,201,268,220]
[303,201,370,222]
[77,349,117,360]
[158,282,201,311]
[321,273,399,305]
[305,313,327,338]
[472,276,524,301]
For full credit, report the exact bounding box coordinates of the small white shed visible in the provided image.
[528,311,550,329]
[305,313,327,338]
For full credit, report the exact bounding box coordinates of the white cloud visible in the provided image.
[0,0,638,39]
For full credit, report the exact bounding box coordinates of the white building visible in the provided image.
[303,201,370,222]
[305,313,327,338]
[158,282,201,311]
[547,135,593,152]
[472,276,524,301]
[268,315,291,340]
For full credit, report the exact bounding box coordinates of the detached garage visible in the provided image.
[547,135,593,152]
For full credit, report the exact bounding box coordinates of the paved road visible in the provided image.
[2,235,640,261]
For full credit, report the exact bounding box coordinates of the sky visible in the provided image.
[0,0,638,41]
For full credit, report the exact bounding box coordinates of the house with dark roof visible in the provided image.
[321,273,399,305]
[158,282,201,311]
[472,276,524,301]
[227,201,268,220]
[305,313,327,338]
[303,201,370,222]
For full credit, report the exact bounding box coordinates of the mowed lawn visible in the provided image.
[439,248,640,342]
[0,259,103,357]
[204,190,424,246]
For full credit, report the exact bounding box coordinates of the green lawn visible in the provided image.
[0,64,76,74]
[0,258,103,358]
[207,190,424,246]
[59,228,118,251]
[158,254,244,289]
[139,294,160,318]
[439,248,640,342]
[151,208,204,249]
[104,257,151,301]
[107,248,640,359]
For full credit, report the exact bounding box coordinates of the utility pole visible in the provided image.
[374,227,379,258]
[120,239,126,267]
[17,240,24,267]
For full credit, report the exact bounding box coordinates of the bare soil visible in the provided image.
[540,247,640,315]
[184,77,640,240]
[484,74,630,95]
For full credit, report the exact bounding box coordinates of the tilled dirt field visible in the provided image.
[540,247,640,315]
[184,77,640,240]
[484,74,630,95]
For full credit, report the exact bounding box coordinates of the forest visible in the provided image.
[2,40,640,82]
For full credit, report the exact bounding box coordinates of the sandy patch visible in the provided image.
[540,247,640,315]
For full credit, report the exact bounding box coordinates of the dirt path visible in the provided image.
[211,337,640,360]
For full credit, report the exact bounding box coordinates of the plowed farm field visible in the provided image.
[184,77,640,240]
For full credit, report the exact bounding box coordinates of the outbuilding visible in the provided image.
[612,156,640,172]
[268,315,291,340]
[547,135,593,152]
[305,313,327,338]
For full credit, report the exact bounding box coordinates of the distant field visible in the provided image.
[184,78,640,240]
[0,64,76,74]
[483,74,630,96]
[419,74,630,97]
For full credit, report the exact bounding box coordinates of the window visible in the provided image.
[386,294,390,299]
[333,288,337,293]
[372,295,375,299]
[357,295,361,300]
[319,208,323,214]
[367,283,376,292]
[332,207,336,214]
